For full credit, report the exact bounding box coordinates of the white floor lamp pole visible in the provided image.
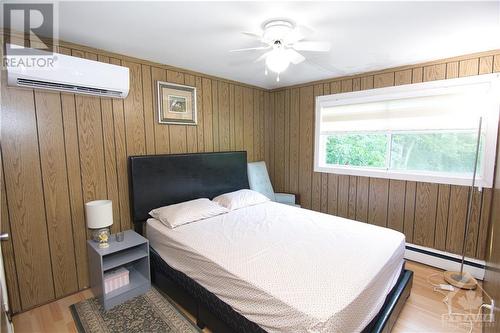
[443,116,482,290]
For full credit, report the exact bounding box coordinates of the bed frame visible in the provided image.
[129,151,413,333]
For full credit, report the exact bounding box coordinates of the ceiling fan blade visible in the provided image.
[285,49,306,65]
[293,41,331,52]
[255,51,272,63]
[283,24,313,44]
[229,46,270,52]
[241,31,262,39]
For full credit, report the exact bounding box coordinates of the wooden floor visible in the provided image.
[12,260,483,333]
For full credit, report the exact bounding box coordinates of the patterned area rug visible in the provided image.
[70,287,201,333]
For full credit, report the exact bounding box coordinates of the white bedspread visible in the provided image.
[147,201,405,333]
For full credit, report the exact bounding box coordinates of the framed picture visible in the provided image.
[157,81,197,125]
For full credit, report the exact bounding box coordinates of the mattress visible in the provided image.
[146,201,405,333]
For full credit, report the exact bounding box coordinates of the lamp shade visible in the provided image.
[85,200,113,229]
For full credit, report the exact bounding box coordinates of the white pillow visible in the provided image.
[149,198,228,228]
[212,189,270,211]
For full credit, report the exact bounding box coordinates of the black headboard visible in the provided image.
[129,151,249,230]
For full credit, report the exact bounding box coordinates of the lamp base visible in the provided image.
[91,228,110,241]
[443,271,477,290]
[91,228,110,249]
[98,242,110,249]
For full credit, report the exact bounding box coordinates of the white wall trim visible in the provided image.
[314,165,486,187]
[405,242,485,280]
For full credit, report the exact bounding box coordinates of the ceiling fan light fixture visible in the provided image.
[233,18,330,82]
[265,48,290,73]
[261,19,295,43]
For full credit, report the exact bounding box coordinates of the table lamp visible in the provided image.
[85,200,113,248]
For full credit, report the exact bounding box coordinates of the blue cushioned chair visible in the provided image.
[247,161,300,207]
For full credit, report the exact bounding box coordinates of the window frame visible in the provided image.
[314,74,500,188]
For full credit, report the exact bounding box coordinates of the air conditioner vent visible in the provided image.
[7,44,129,98]
[17,78,123,97]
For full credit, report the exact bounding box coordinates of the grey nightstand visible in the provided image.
[87,230,150,310]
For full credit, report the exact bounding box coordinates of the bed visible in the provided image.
[129,151,413,333]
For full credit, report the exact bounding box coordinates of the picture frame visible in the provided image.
[157,81,197,125]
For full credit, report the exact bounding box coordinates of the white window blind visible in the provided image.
[314,74,500,187]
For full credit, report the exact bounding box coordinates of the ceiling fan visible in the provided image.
[230,19,331,82]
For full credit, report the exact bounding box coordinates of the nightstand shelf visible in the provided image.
[103,267,149,307]
[87,230,151,310]
[103,246,149,271]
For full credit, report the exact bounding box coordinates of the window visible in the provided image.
[314,74,500,187]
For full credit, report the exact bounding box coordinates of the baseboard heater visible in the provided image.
[405,243,485,280]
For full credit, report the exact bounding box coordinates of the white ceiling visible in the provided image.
[47,2,500,88]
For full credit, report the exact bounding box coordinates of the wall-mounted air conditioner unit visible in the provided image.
[5,44,129,98]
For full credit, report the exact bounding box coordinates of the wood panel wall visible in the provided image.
[0,40,268,313]
[484,103,500,333]
[1,34,499,314]
[483,107,500,333]
[266,51,500,262]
